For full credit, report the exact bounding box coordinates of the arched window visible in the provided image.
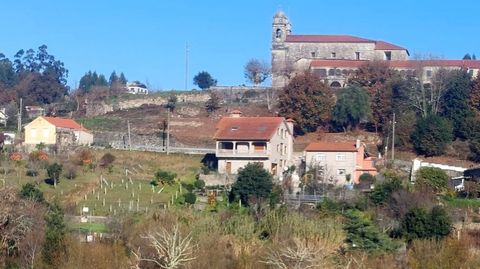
[275,28,283,39]
[330,81,342,88]
[328,69,335,76]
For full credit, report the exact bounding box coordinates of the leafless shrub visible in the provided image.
[137,225,196,269]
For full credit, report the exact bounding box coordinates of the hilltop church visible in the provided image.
[271,11,480,89]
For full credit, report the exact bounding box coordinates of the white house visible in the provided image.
[126,81,149,94]
[214,110,294,177]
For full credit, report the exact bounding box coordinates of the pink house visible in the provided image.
[303,139,377,185]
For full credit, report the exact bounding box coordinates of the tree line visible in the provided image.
[279,61,480,159]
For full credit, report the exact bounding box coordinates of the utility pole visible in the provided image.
[166,108,170,155]
[17,98,22,136]
[127,120,132,151]
[184,42,189,91]
[391,112,396,162]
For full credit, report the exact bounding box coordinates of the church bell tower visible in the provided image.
[271,11,291,89]
[272,11,291,49]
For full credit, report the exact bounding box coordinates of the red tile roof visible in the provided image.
[214,117,285,140]
[310,59,480,69]
[285,35,374,43]
[42,117,89,131]
[374,41,407,51]
[305,141,358,152]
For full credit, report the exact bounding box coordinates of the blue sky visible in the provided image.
[1,0,478,90]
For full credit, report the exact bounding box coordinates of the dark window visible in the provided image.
[330,81,342,88]
[426,70,432,78]
[385,51,392,60]
[311,52,316,57]
[331,52,336,58]
[355,52,360,60]
[335,69,342,76]
[328,69,335,76]
[275,28,282,39]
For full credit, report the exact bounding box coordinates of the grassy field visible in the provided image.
[443,196,480,208]
[68,222,108,233]
[2,149,204,216]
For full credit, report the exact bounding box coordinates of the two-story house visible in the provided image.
[214,111,294,177]
[303,140,377,185]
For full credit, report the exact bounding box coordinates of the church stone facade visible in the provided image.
[271,11,480,89]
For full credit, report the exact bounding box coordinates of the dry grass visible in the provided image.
[1,149,203,216]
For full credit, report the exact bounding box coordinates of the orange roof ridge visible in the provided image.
[41,116,89,132]
[305,141,358,152]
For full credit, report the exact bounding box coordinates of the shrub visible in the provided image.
[344,209,398,252]
[76,149,93,166]
[154,169,177,185]
[229,163,273,206]
[184,192,197,205]
[64,165,78,180]
[415,167,449,193]
[26,169,38,177]
[399,206,451,241]
[369,177,402,205]
[20,183,44,202]
[99,153,116,168]
[194,179,206,190]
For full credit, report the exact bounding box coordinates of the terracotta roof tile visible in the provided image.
[374,41,407,51]
[285,35,374,43]
[310,59,480,69]
[42,117,89,132]
[305,141,358,152]
[214,117,284,140]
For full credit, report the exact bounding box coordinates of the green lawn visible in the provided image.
[69,222,108,233]
[443,196,480,208]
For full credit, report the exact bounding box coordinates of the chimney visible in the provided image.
[230,110,242,118]
[286,118,295,133]
[356,139,361,149]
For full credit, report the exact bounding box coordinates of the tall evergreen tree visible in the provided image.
[119,72,127,85]
[109,71,119,86]
[332,85,371,131]
[411,115,453,156]
[440,69,473,139]
[42,202,66,267]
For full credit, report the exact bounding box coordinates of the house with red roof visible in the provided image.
[272,11,480,89]
[303,140,377,185]
[214,110,294,177]
[24,116,93,149]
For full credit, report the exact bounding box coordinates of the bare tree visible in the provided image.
[0,188,46,268]
[261,238,329,269]
[137,225,196,269]
[244,59,271,86]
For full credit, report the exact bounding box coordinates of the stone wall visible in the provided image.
[92,130,184,150]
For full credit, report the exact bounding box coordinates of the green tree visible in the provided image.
[344,209,397,252]
[415,167,449,193]
[278,72,335,134]
[0,53,17,87]
[109,71,119,86]
[119,72,127,85]
[193,71,217,90]
[463,53,472,60]
[42,202,66,267]
[47,162,63,188]
[79,71,108,94]
[332,85,371,131]
[369,177,403,205]
[205,91,221,113]
[440,69,473,139]
[99,153,116,169]
[229,163,273,206]
[20,182,44,202]
[400,206,451,241]
[411,115,453,156]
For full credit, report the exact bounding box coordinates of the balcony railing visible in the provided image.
[217,148,268,157]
